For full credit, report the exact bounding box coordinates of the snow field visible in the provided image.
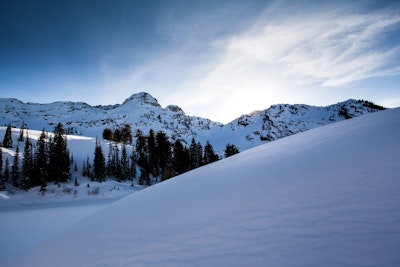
[4,108,399,266]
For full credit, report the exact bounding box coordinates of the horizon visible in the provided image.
[1,0,400,123]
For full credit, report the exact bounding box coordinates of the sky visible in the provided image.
[1,0,400,123]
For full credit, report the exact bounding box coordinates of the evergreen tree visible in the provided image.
[172,139,190,175]
[21,136,33,190]
[106,142,113,177]
[93,139,106,182]
[35,129,48,189]
[156,131,171,181]
[113,145,121,180]
[203,141,219,165]
[120,144,129,181]
[102,128,113,141]
[113,128,122,143]
[120,124,132,144]
[49,123,70,184]
[4,158,10,187]
[189,138,203,169]
[12,145,20,187]
[0,144,4,191]
[136,130,150,185]
[86,156,92,179]
[18,121,25,142]
[147,129,158,177]
[224,143,240,158]
[3,125,13,148]
[130,146,137,181]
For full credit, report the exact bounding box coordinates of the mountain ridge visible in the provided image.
[0,92,385,153]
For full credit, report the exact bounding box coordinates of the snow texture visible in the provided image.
[4,107,400,267]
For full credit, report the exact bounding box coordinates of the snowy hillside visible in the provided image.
[0,92,384,153]
[6,107,400,267]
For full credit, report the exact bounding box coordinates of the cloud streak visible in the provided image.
[221,6,400,88]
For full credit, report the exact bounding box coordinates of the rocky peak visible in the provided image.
[165,105,185,115]
[122,92,161,107]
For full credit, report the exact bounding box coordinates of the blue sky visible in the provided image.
[1,0,399,123]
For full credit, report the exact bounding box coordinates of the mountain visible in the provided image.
[7,107,400,267]
[0,92,385,153]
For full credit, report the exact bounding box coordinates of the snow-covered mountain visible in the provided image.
[6,106,400,267]
[0,92,384,153]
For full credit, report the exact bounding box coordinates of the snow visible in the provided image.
[0,94,384,155]
[2,107,399,266]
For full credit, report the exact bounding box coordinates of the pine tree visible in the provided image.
[113,128,122,143]
[21,136,33,190]
[102,128,113,141]
[120,124,132,144]
[113,145,121,180]
[203,141,219,165]
[189,138,203,169]
[36,131,49,193]
[93,139,106,182]
[12,145,20,187]
[224,143,240,158]
[147,129,158,177]
[3,125,13,148]
[49,123,70,184]
[130,146,137,181]
[106,142,113,177]
[136,130,149,185]
[156,131,171,181]
[172,139,190,175]
[120,144,129,181]
[0,144,5,191]
[4,158,10,187]
[18,121,25,142]
[86,156,92,178]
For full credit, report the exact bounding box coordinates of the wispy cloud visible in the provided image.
[220,6,400,88]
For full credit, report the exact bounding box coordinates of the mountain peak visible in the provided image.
[122,92,160,107]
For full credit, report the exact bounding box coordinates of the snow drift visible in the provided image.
[8,108,400,266]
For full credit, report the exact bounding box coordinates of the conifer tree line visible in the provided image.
[94,128,238,185]
[0,122,240,191]
[91,129,218,185]
[0,123,71,191]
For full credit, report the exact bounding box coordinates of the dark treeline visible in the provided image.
[94,129,224,185]
[0,123,240,192]
[0,123,70,193]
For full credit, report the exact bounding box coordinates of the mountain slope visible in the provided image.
[0,93,384,153]
[9,108,400,267]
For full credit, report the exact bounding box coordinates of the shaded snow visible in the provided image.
[4,108,400,266]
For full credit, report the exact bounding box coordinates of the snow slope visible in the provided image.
[7,107,400,266]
